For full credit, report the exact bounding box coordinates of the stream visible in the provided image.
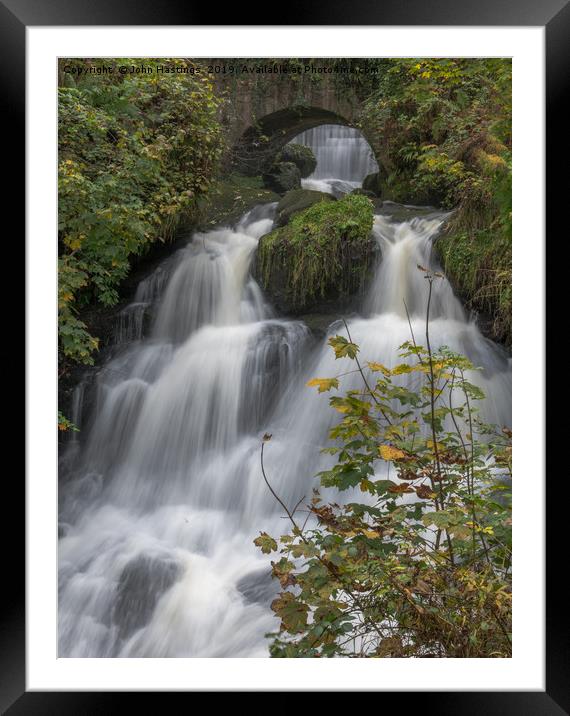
[58,125,511,657]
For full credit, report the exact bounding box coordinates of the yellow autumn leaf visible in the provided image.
[306,378,339,393]
[362,529,382,539]
[367,361,391,376]
[67,237,83,251]
[334,404,351,414]
[379,445,406,461]
[391,363,414,375]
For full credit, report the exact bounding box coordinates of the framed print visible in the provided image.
[6,0,566,709]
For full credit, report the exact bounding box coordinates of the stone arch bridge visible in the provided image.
[205,62,379,175]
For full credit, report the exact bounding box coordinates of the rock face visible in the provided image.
[255,193,376,315]
[275,188,335,227]
[277,143,317,178]
[237,568,277,606]
[362,171,383,197]
[113,554,180,639]
[262,162,301,194]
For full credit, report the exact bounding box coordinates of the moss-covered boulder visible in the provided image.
[362,171,383,197]
[256,194,376,314]
[277,144,317,178]
[275,188,335,227]
[436,201,512,346]
[198,174,280,229]
[351,188,384,214]
[262,162,301,194]
[351,187,376,198]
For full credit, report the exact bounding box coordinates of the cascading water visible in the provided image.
[58,133,511,658]
[291,124,379,196]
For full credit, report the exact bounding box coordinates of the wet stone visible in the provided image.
[113,554,181,639]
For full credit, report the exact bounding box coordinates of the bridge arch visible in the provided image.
[231,104,378,176]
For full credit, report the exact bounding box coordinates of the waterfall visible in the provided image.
[289,124,379,196]
[58,139,511,658]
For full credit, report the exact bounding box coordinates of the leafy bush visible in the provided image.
[358,59,512,342]
[437,157,512,344]
[58,59,224,365]
[256,273,512,657]
[360,59,511,207]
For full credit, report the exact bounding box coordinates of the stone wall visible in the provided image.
[196,60,374,174]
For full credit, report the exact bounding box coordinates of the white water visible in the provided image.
[58,135,511,658]
[291,124,379,197]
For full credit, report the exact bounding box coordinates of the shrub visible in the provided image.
[358,59,512,342]
[58,59,224,365]
[256,272,512,658]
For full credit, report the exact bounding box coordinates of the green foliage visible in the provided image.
[58,58,224,364]
[58,411,79,432]
[254,532,278,554]
[256,194,375,310]
[256,281,511,658]
[437,158,512,344]
[359,59,512,342]
[360,59,511,208]
[200,173,280,228]
[275,188,335,226]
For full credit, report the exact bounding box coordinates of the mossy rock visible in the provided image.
[255,194,376,314]
[262,162,301,194]
[296,312,342,339]
[277,144,317,178]
[198,174,280,229]
[362,171,383,197]
[351,188,376,199]
[275,188,335,227]
[351,188,383,212]
[436,221,512,347]
[434,177,512,347]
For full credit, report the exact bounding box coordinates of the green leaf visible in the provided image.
[271,592,309,633]
[253,532,278,554]
[328,335,359,360]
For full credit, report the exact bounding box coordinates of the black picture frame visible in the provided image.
[6,0,566,710]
